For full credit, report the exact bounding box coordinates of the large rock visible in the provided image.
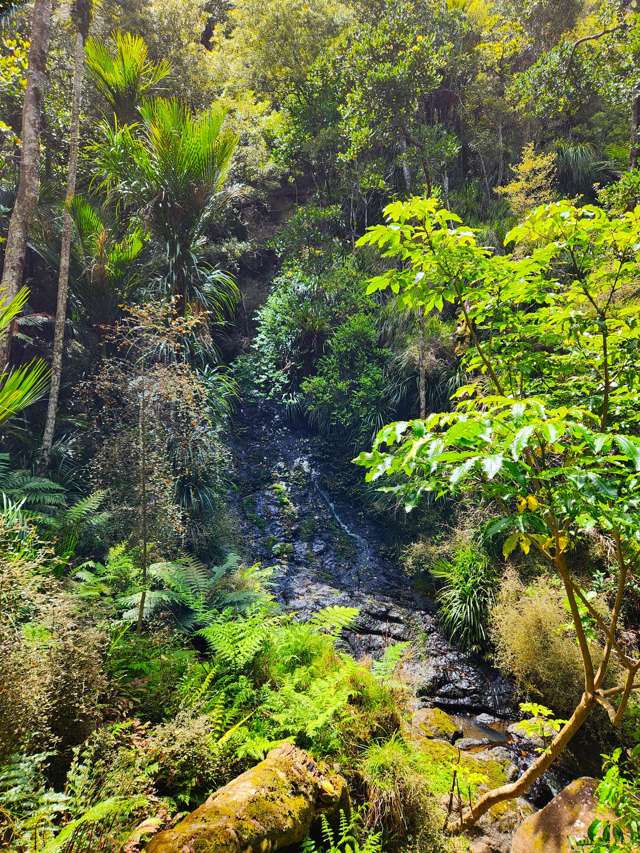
[511,777,613,853]
[410,707,462,742]
[146,743,348,853]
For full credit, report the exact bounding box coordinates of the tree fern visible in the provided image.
[0,453,66,513]
[113,553,275,629]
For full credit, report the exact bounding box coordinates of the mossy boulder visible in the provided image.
[413,736,512,799]
[511,777,614,853]
[410,707,462,743]
[146,743,348,853]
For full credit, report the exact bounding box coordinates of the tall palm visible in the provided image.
[93,97,240,319]
[0,288,49,423]
[41,0,94,470]
[85,31,169,125]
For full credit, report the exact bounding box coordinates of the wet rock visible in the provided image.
[293,541,308,563]
[311,539,326,555]
[146,744,348,853]
[456,736,492,750]
[507,722,545,750]
[411,707,462,742]
[511,777,613,853]
[476,713,500,726]
[473,748,519,783]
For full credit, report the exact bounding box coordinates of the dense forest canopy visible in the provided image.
[1,0,640,851]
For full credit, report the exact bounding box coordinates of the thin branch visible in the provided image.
[567,24,626,65]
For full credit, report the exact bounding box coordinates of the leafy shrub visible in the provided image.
[597,169,640,213]
[105,628,196,722]
[576,746,640,852]
[147,710,244,808]
[270,203,345,265]
[489,571,588,714]
[244,255,374,403]
[431,544,496,652]
[302,312,401,447]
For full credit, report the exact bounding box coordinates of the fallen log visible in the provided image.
[146,743,349,852]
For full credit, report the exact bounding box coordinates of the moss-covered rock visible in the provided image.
[146,743,348,852]
[410,707,462,743]
[511,777,614,853]
[414,737,511,800]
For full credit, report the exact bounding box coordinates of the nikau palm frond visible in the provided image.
[0,288,49,423]
[68,196,144,326]
[85,31,170,124]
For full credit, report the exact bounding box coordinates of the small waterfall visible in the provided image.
[309,466,369,590]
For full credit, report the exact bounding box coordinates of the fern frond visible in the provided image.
[41,796,147,853]
[309,606,360,637]
[63,490,107,525]
[372,642,409,681]
[198,611,277,670]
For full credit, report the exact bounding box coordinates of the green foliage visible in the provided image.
[109,552,274,628]
[0,752,68,852]
[195,607,400,759]
[105,628,196,721]
[85,31,170,123]
[514,702,568,747]
[598,169,640,214]
[0,288,49,423]
[199,606,281,671]
[41,795,148,853]
[308,605,359,637]
[92,95,239,318]
[301,809,383,853]
[431,545,496,652]
[247,254,373,409]
[372,643,409,682]
[360,735,448,848]
[0,453,66,512]
[302,312,402,447]
[68,196,145,330]
[577,747,640,852]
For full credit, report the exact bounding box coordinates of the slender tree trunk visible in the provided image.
[630,85,640,170]
[40,26,87,470]
[452,692,595,832]
[400,135,412,196]
[418,311,426,419]
[0,0,52,368]
[136,386,149,634]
